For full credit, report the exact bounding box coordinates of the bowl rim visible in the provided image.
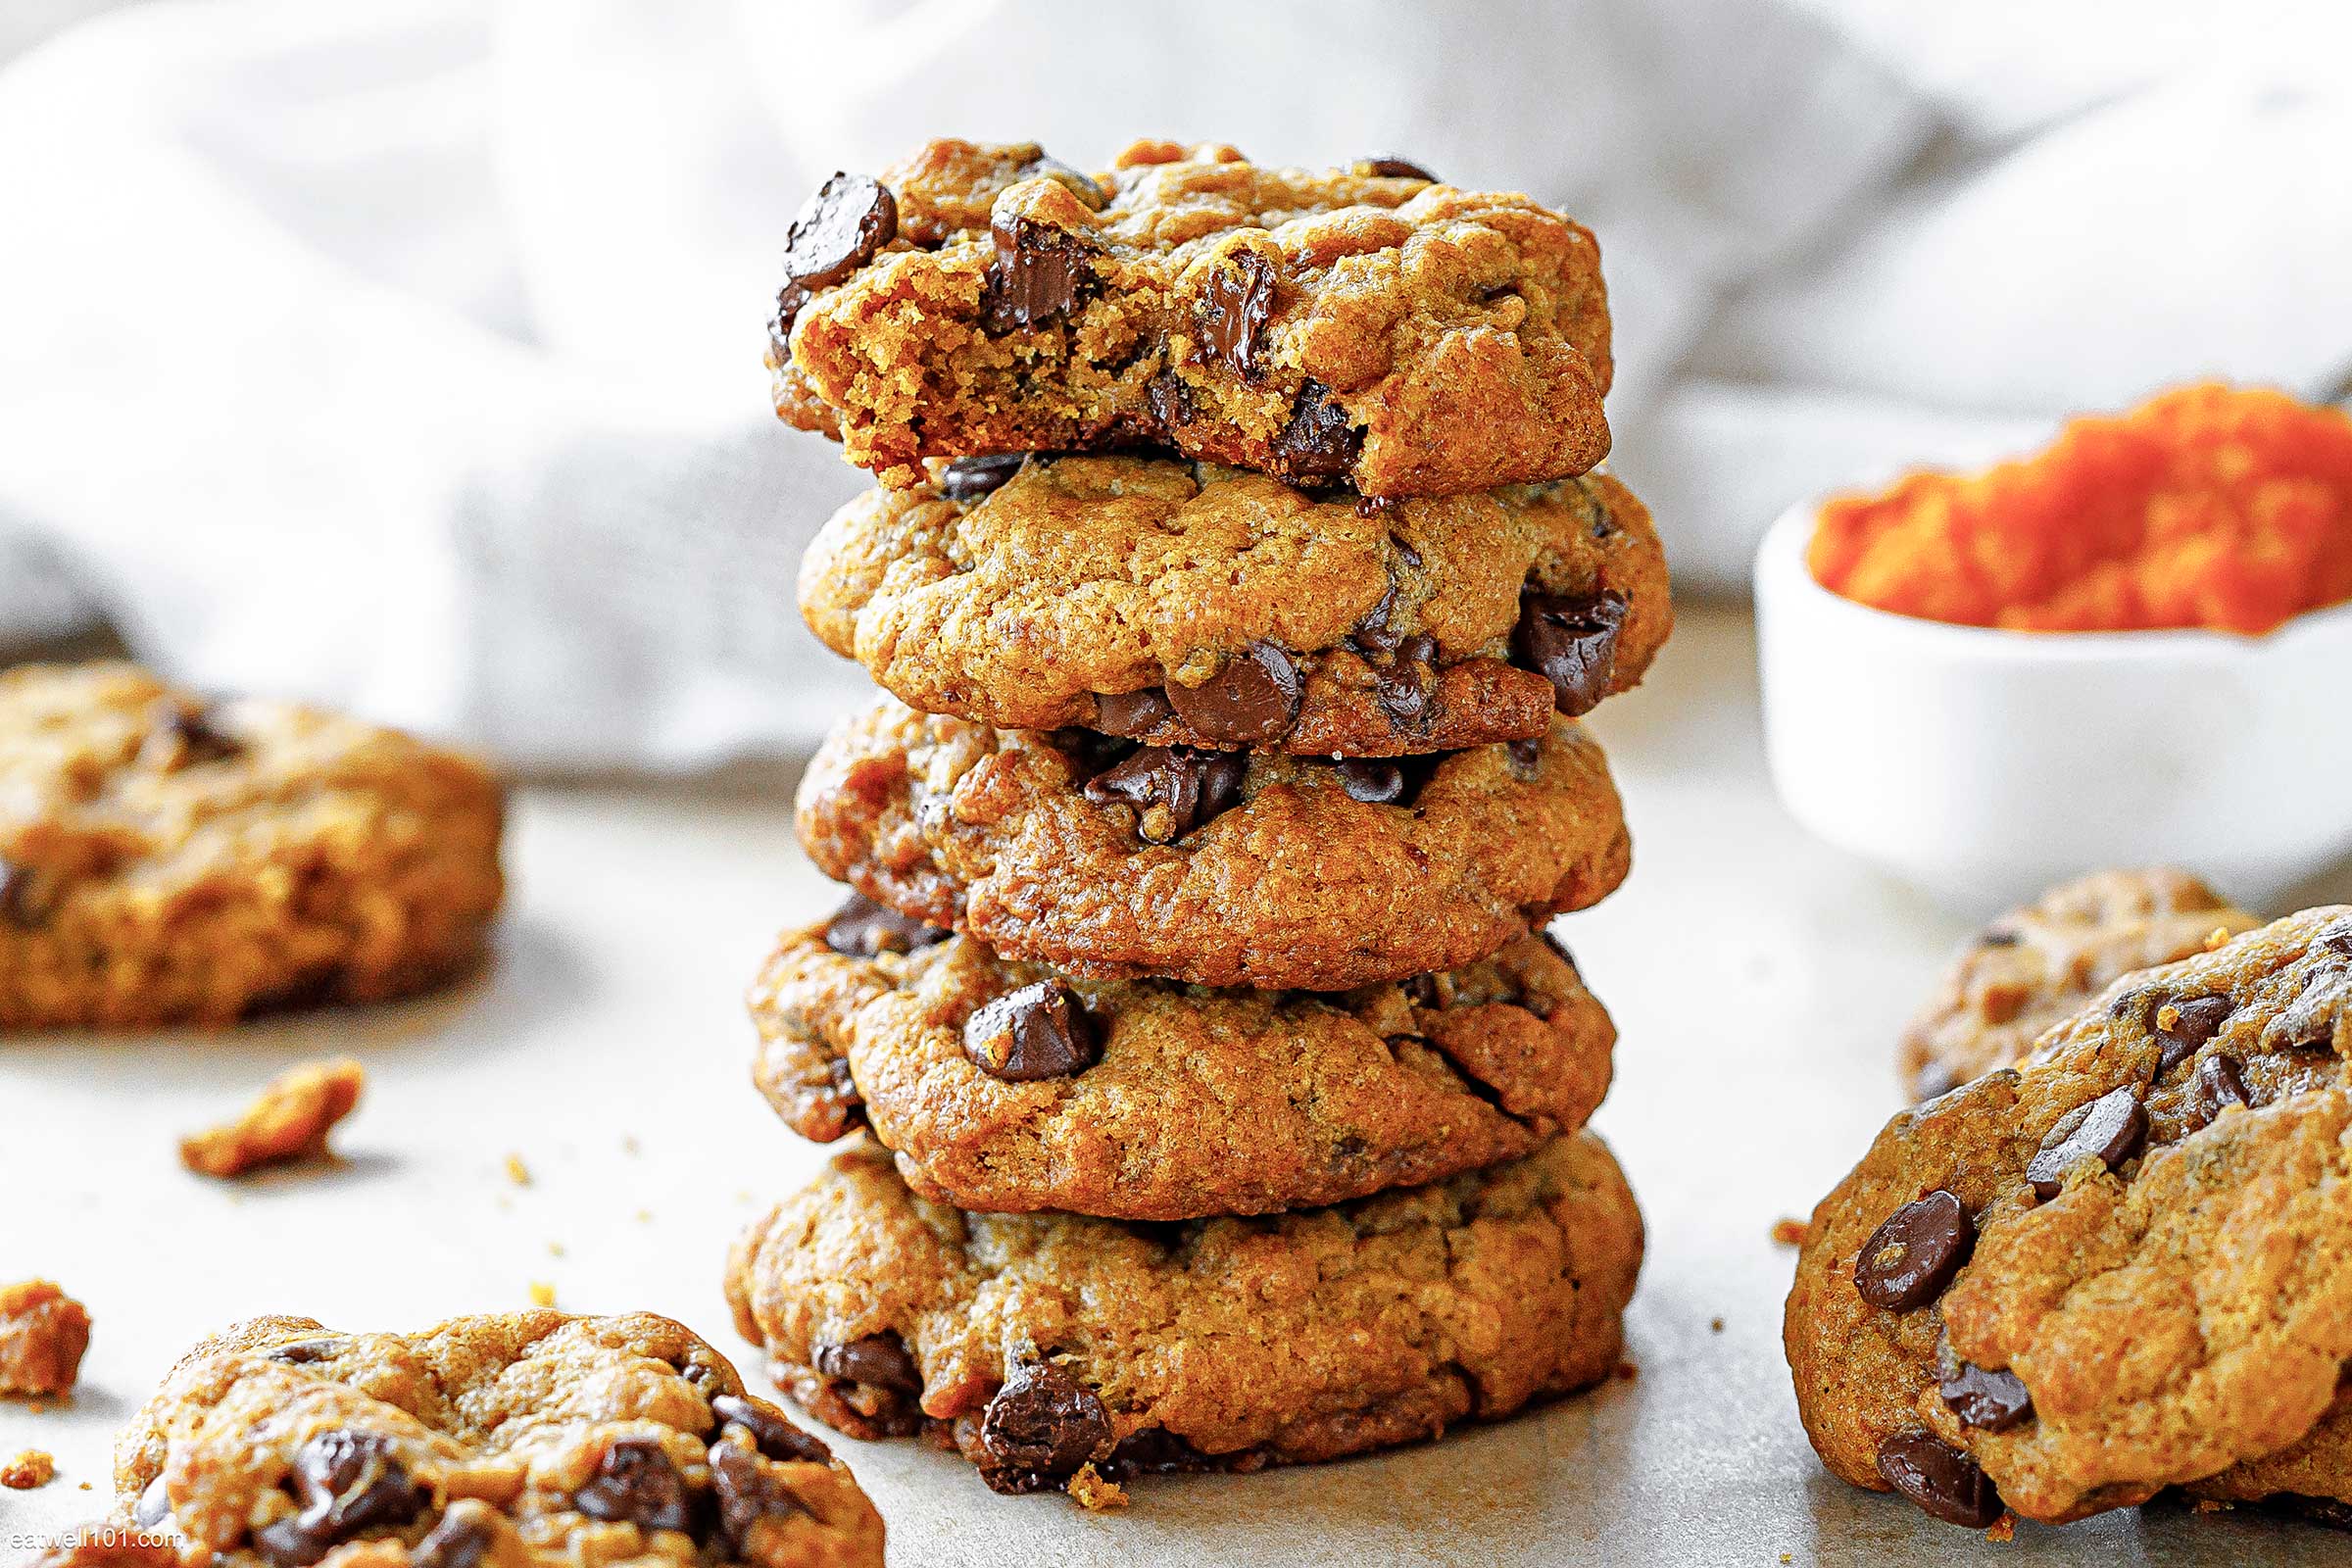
[1756,497,2352,662]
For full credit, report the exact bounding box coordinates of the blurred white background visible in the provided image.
[2,0,2347,769]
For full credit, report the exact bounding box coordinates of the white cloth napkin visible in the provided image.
[1,0,2345,769]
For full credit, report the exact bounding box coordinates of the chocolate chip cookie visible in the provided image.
[795,698,1630,990]
[73,1311,883,1568]
[1,664,505,1029]
[751,909,1612,1219]
[769,138,1612,499]
[1,1279,91,1398]
[1787,907,2352,1529]
[725,1131,1642,1504]
[1901,869,2259,1100]
[799,454,1669,754]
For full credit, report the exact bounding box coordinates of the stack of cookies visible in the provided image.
[726,137,1671,1506]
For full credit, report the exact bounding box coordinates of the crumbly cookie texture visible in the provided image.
[770,139,1612,499]
[179,1059,367,1179]
[77,1311,883,1568]
[1787,907,2352,1528]
[799,455,1670,754]
[1901,869,2259,1099]
[0,1279,92,1397]
[0,664,505,1029]
[4,1448,57,1488]
[725,1132,1642,1503]
[751,913,1613,1219]
[795,698,1630,991]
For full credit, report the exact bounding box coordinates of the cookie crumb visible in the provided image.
[1771,1217,1810,1248]
[634,1209,653,1224]
[1984,1514,2016,1543]
[505,1152,532,1186]
[0,1279,92,1397]
[528,1281,557,1308]
[1,1448,55,1489]
[1064,1463,1128,1511]
[1613,1360,1639,1381]
[1710,1317,1726,1333]
[621,1135,641,1155]
[547,1241,565,1257]
[180,1058,365,1179]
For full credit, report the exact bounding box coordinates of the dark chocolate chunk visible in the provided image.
[1401,973,1441,1007]
[1348,582,1404,658]
[1372,634,1438,729]
[981,217,1096,333]
[1270,380,1361,485]
[1538,928,1580,975]
[1939,1363,2034,1432]
[1199,252,1278,377]
[252,1430,428,1567]
[780,173,897,292]
[2188,1053,2251,1123]
[964,981,1100,1081]
[572,1439,697,1535]
[938,454,1026,501]
[1147,369,1199,431]
[1512,590,1628,717]
[1505,738,1543,780]
[2154,994,2234,1073]
[2026,1087,2147,1199]
[2316,917,2352,957]
[979,1362,1110,1480]
[1164,642,1300,746]
[265,1338,350,1365]
[1852,1191,1974,1311]
[710,1444,806,1550]
[1018,154,1106,211]
[1978,927,2023,949]
[1103,1426,1224,1478]
[1083,745,1247,843]
[410,1511,493,1568]
[1876,1431,2004,1528]
[0,859,44,930]
[156,703,244,765]
[1092,688,1175,738]
[1336,760,1407,805]
[1357,156,1438,181]
[823,892,950,958]
[813,1332,923,1395]
[711,1394,831,1466]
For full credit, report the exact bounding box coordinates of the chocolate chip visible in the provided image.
[1513,590,1629,717]
[780,173,897,294]
[573,1439,696,1535]
[156,704,243,765]
[1018,154,1106,212]
[1270,380,1360,486]
[813,1333,923,1396]
[938,454,1026,501]
[710,1445,806,1550]
[410,1511,493,1568]
[1538,929,1580,975]
[2317,918,2352,957]
[1147,369,1199,431]
[1357,156,1438,181]
[1336,760,1406,805]
[1348,582,1404,658]
[1876,1432,2004,1528]
[252,1430,428,1567]
[964,981,1100,1081]
[1939,1363,2034,1432]
[265,1338,349,1365]
[1199,252,1278,377]
[1372,634,1438,729]
[1505,739,1543,780]
[1092,688,1175,738]
[1102,1426,1226,1479]
[1401,973,1440,1007]
[1978,927,2023,948]
[981,217,1095,333]
[823,892,950,958]
[1164,642,1300,746]
[133,1476,171,1527]
[0,859,43,930]
[980,1362,1110,1480]
[2155,994,2234,1073]
[1852,1191,1974,1311]
[2189,1054,2251,1123]
[2026,1087,2147,1199]
[711,1394,831,1466]
[1083,745,1247,843]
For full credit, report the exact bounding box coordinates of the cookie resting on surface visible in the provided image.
[726,1133,1641,1506]
[1788,907,2352,1529]
[769,138,1612,499]
[0,664,505,1029]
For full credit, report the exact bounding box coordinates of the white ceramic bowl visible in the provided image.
[1755,498,2352,914]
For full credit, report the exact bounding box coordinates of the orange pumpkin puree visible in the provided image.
[1808,383,2352,634]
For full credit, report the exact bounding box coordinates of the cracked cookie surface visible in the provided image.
[800,455,1668,754]
[752,914,1612,1219]
[795,698,1630,991]
[1900,868,2259,1100]
[725,1132,1641,1503]
[770,138,1612,499]
[1,664,505,1029]
[1788,906,2352,1528]
[66,1311,883,1568]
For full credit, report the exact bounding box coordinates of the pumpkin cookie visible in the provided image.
[751,911,1612,1219]
[769,139,1611,498]
[800,455,1668,754]
[1788,907,2352,1529]
[0,663,504,1029]
[725,1132,1642,1504]
[795,698,1630,990]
